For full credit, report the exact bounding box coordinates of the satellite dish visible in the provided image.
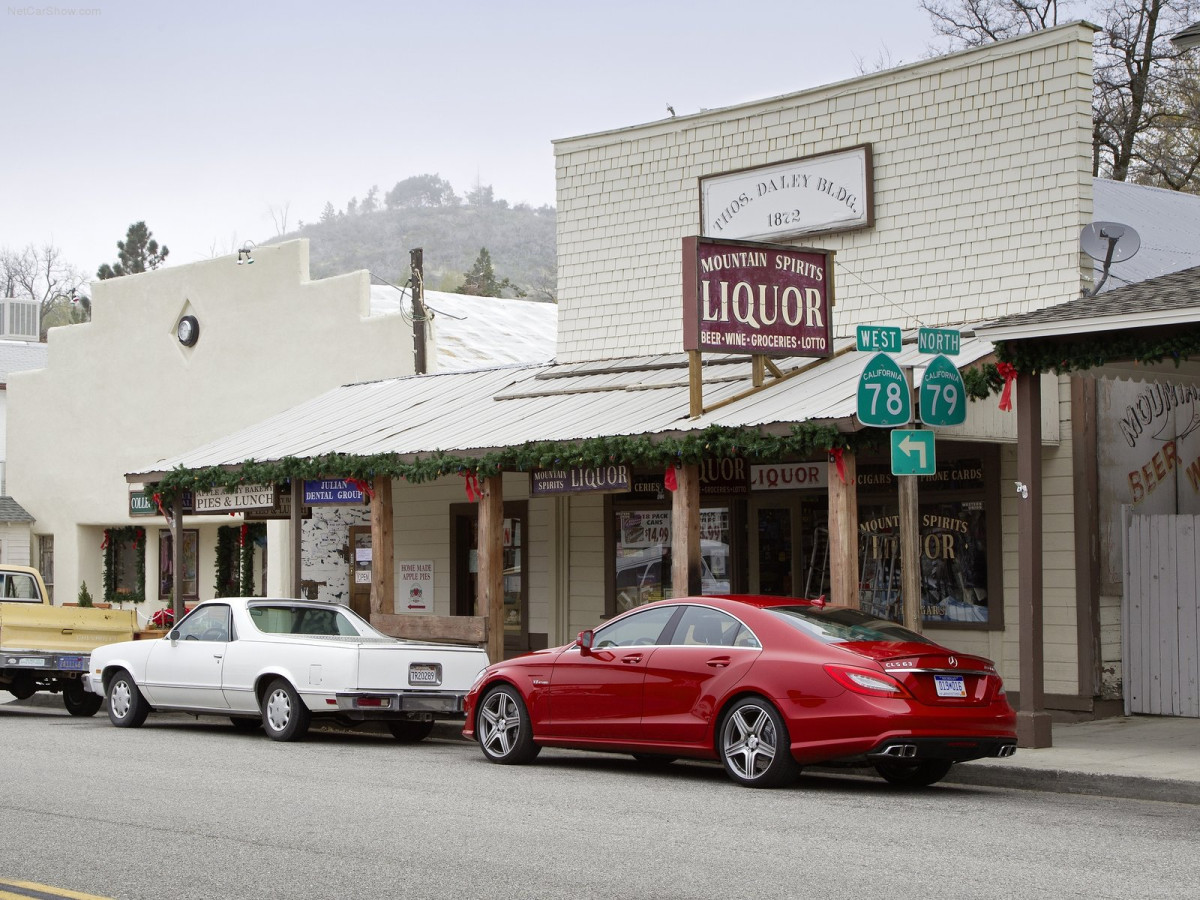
[1081,222,1141,296]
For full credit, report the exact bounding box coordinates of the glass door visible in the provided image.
[748,496,801,597]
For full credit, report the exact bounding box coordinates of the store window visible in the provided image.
[159,529,200,602]
[452,502,529,653]
[853,456,999,628]
[611,505,731,615]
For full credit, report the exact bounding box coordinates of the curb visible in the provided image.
[945,762,1200,805]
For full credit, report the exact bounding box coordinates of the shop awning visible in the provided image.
[126,334,999,482]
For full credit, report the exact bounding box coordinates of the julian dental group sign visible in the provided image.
[681,236,834,357]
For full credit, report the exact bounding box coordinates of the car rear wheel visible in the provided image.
[261,678,311,742]
[387,719,435,742]
[477,684,540,765]
[874,759,954,787]
[106,670,150,728]
[62,679,103,717]
[718,697,799,788]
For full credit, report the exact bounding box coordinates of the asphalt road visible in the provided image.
[1,700,1195,900]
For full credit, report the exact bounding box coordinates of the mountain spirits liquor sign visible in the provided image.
[681,236,834,358]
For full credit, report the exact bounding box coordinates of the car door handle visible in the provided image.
[621,654,643,664]
[707,657,731,668]
[213,654,223,660]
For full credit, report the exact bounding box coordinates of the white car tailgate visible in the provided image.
[357,642,488,692]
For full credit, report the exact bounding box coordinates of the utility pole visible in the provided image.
[410,248,428,375]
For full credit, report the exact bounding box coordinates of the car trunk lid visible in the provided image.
[842,642,1003,707]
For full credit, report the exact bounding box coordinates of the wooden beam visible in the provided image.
[373,613,486,644]
[898,472,922,632]
[1071,376,1102,700]
[752,354,765,388]
[827,450,858,606]
[172,495,184,620]
[1017,372,1053,748]
[477,475,505,663]
[688,350,703,417]
[370,476,395,616]
[671,463,701,596]
[290,479,303,598]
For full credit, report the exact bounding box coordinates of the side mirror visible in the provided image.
[168,629,180,641]
[576,630,594,653]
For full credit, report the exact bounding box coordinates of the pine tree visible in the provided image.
[96,221,169,279]
[458,247,508,297]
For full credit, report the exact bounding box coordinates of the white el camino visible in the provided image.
[84,598,490,742]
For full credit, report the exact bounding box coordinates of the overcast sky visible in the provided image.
[5,0,945,279]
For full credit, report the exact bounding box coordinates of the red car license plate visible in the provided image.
[934,675,967,697]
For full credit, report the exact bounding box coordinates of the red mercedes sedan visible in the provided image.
[463,595,1017,788]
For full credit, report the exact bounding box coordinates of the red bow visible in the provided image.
[463,471,481,502]
[997,363,1018,412]
[239,524,248,547]
[828,447,847,484]
[347,477,376,501]
[100,530,109,550]
[663,465,678,492]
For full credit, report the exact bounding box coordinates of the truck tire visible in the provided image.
[63,679,103,717]
[106,669,151,728]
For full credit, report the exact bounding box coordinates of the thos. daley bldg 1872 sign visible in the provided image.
[682,236,834,357]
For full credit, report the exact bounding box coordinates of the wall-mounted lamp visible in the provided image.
[177,314,200,347]
[237,241,256,265]
[1015,481,1029,500]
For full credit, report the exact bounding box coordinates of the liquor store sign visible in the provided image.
[682,236,834,358]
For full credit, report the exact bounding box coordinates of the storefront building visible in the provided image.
[118,21,1200,738]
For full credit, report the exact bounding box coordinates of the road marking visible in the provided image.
[0,879,113,900]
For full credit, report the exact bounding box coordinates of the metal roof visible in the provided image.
[1092,179,1200,291]
[127,336,996,480]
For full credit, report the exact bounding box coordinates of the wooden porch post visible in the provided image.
[370,477,395,616]
[290,479,303,598]
[827,450,858,606]
[477,475,505,663]
[671,463,701,596]
[1017,373,1053,748]
[171,494,184,620]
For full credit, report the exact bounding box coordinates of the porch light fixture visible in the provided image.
[237,241,255,265]
[177,314,200,347]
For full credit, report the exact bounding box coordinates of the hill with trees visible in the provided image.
[275,175,557,301]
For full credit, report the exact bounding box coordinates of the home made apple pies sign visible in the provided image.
[682,236,834,358]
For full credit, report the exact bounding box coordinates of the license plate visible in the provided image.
[934,675,967,698]
[16,657,47,667]
[408,663,441,686]
[57,656,88,671]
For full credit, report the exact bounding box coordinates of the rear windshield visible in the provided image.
[248,604,369,637]
[767,605,938,646]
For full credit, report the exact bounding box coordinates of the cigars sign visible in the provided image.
[682,236,834,358]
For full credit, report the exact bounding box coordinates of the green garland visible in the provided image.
[959,325,1200,402]
[215,524,267,597]
[152,422,860,503]
[102,526,146,605]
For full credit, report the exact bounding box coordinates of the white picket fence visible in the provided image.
[1123,512,1200,717]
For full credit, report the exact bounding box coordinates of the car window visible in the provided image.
[669,606,760,648]
[767,605,938,646]
[248,604,363,637]
[175,604,232,642]
[594,605,677,648]
[0,573,41,601]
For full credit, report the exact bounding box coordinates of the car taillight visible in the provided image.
[824,664,912,699]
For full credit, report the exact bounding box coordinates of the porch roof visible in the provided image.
[125,334,996,482]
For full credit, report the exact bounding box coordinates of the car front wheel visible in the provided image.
[874,759,953,787]
[477,684,540,765]
[261,678,311,742]
[106,670,151,728]
[718,697,799,788]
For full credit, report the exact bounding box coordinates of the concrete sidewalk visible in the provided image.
[7,691,1197,803]
[946,715,1200,804]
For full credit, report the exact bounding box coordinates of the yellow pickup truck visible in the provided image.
[0,565,138,716]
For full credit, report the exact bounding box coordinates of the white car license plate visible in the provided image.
[408,663,441,686]
[934,675,967,698]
